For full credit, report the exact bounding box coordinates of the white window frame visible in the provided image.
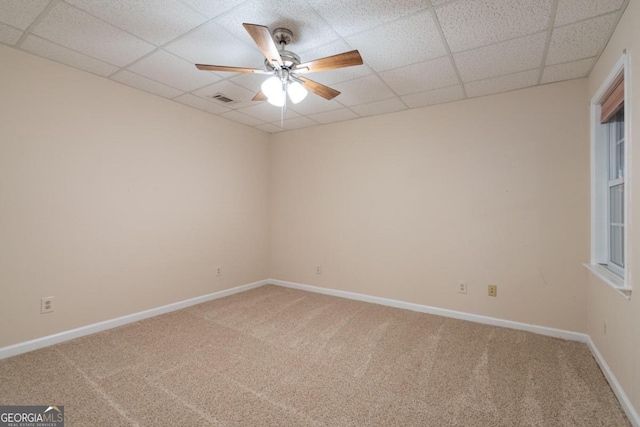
[586,52,632,297]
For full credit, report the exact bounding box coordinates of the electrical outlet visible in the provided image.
[488,285,497,297]
[41,297,54,314]
[458,282,467,294]
[216,266,222,277]
[316,265,322,274]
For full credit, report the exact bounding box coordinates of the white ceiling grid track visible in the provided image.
[0,0,629,133]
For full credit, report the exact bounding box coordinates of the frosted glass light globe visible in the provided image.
[267,90,286,107]
[288,81,308,104]
[261,76,282,99]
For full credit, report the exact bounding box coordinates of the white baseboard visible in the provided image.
[270,279,588,342]
[587,337,640,427]
[0,279,269,360]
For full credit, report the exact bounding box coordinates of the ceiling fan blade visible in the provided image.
[297,77,340,100]
[293,50,363,74]
[252,90,267,101]
[195,64,264,73]
[242,23,283,68]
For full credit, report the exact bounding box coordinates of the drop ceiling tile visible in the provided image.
[308,108,359,124]
[454,32,546,82]
[65,0,207,46]
[192,80,257,109]
[32,2,155,67]
[0,0,49,30]
[541,57,595,84]
[298,39,355,62]
[215,0,338,54]
[436,0,553,52]
[179,0,246,19]
[331,74,396,107]
[165,20,261,69]
[21,35,119,76]
[0,22,22,45]
[306,0,431,37]
[287,97,342,116]
[380,56,458,95]
[255,123,285,133]
[345,11,446,72]
[220,110,265,126]
[230,72,267,93]
[272,116,318,130]
[174,93,231,114]
[297,40,373,86]
[350,97,408,116]
[332,74,396,106]
[465,69,538,98]
[127,50,220,91]
[236,102,299,123]
[111,70,184,98]
[555,0,624,27]
[401,84,464,107]
[546,13,619,65]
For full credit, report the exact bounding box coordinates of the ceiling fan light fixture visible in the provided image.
[267,90,286,107]
[261,76,282,99]
[288,81,308,104]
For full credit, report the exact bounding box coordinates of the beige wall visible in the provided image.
[0,45,270,347]
[270,78,590,333]
[587,0,640,416]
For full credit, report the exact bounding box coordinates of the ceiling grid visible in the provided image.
[0,0,629,132]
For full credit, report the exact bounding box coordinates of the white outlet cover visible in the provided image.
[41,296,54,314]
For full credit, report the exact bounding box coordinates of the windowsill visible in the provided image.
[584,263,632,299]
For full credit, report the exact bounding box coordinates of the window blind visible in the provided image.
[600,74,624,124]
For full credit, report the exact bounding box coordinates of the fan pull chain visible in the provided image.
[280,79,288,128]
[280,104,284,128]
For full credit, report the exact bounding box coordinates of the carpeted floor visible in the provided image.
[0,285,630,426]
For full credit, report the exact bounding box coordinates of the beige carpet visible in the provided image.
[0,285,630,426]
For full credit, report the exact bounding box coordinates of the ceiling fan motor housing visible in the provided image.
[273,28,293,47]
[265,28,301,70]
[265,49,301,70]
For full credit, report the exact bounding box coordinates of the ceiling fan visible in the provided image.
[195,23,363,121]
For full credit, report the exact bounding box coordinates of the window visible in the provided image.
[588,53,631,295]
[605,108,625,277]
